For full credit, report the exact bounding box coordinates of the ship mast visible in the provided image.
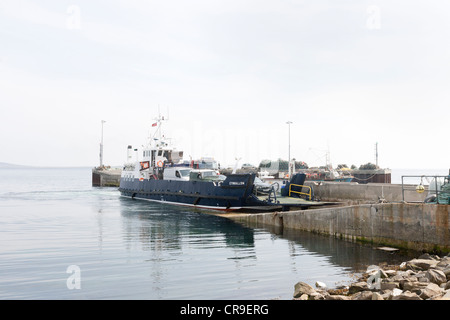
[148,111,172,149]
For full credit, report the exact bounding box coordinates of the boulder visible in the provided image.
[390,288,403,299]
[381,290,394,300]
[310,291,327,300]
[398,276,418,289]
[352,291,374,300]
[419,283,443,300]
[440,291,450,300]
[444,281,450,290]
[327,287,348,296]
[436,258,450,269]
[402,281,428,293]
[315,281,327,289]
[407,259,438,271]
[392,291,422,300]
[326,295,350,300]
[442,266,450,280]
[391,273,407,282]
[372,292,384,300]
[294,282,316,298]
[348,282,368,294]
[425,269,447,285]
[380,281,398,291]
[418,253,435,260]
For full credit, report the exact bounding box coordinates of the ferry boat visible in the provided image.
[118,115,329,212]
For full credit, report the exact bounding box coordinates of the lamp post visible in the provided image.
[286,121,293,178]
[99,120,106,167]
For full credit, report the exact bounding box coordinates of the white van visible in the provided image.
[163,167,192,181]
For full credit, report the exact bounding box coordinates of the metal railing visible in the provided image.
[401,175,450,204]
[289,183,312,200]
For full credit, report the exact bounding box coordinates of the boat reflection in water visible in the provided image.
[119,197,415,299]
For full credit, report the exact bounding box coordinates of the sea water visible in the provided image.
[0,167,416,300]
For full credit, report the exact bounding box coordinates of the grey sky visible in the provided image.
[0,0,449,169]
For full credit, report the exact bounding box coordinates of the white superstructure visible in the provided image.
[121,114,186,181]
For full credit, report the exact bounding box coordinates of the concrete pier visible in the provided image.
[351,168,392,184]
[92,167,122,187]
[304,181,428,203]
[227,203,450,253]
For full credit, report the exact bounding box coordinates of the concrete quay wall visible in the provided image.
[229,203,450,253]
[305,181,428,203]
[92,168,121,187]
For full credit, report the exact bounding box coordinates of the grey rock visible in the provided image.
[326,295,350,300]
[293,282,316,298]
[419,283,443,300]
[398,276,418,289]
[401,281,428,293]
[380,290,393,300]
[387,288,403,300]
[418,253,435,260]
[442,266,450,280]
[310,291,327,300]
[348,281,369,294]
[372,292,384,300]
[392,291,422,300]
[426,269,447,285]
[352,291,374,300]
[391,273,407,282]
[407,259,438,271]
[436,259,450,269]
[418,277,430,283]
[444,281,450,290]
[380,281,399,291]
[440,290,450,300]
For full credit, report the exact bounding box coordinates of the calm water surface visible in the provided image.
[0,167,414,300]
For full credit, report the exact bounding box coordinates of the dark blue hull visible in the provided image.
[119,173,269,211]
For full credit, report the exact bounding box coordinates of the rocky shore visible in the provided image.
[293,253,450,300]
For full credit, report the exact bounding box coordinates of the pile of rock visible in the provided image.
[293,253,450,300]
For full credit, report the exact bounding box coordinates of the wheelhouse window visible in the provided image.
[179,169,190,177]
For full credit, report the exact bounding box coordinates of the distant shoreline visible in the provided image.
[0,162,94,169]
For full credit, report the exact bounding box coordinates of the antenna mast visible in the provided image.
[375,142,378,167]
[99,120,106,167]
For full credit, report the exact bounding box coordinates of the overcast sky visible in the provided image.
[0,0,449,170]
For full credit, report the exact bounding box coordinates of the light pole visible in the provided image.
[100,120,106,167]
[286,121,293,178]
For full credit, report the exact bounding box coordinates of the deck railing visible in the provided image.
[289,184,312,200]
